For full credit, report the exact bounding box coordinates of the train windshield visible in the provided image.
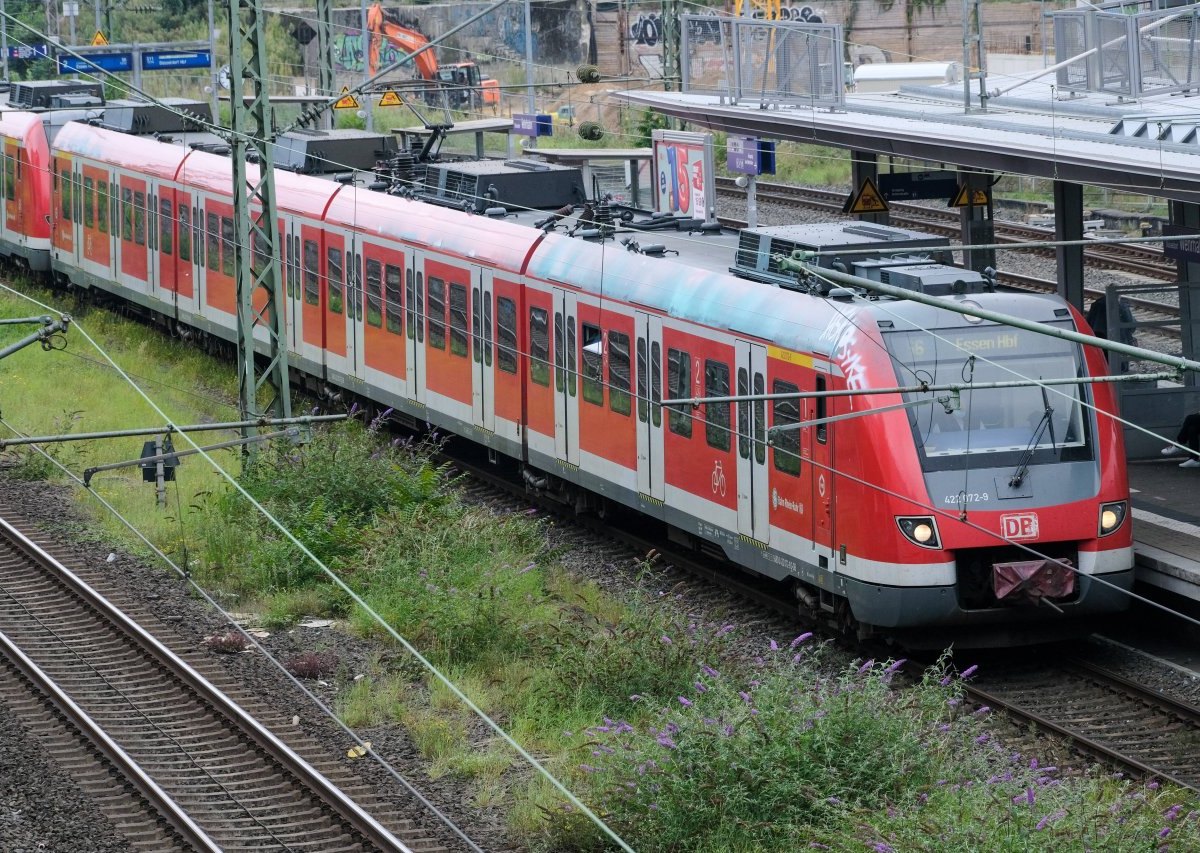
[883,322,1091,470]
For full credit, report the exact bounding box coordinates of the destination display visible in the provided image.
[58,52,133,73]
[141,49,211,70]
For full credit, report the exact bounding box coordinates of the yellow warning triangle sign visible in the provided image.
[377,89,403,107]
[950,183,990,207]
[842,177,889,215]
[90,30,109,46]
[333,87,360,110]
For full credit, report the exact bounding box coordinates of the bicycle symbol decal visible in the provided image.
[711,460,727,497]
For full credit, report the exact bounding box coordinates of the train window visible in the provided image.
[177,205,189,260]
[206,211,219,268]
[651,342,662,428]
[83,177,94,229]
[483,291,493,368]
[414,270,422,339]
[97,181,108,235]
[667,348,692,438]
[134,191,146,246]
[529,306,549,385]
[385,264,402,335]
[497,296,518,374]
[737,368,750,459]
[123,188,134,241]
[772,380,801,475]
[326,247,343,314]
[253,229,270,277]
[472,286,482,363]
[303,240,320,306]
[112,185,120,240]
[609,331,631,416]
[581,323,603,406]
[192,206,201,266]
[567,316,576,397]
[554,312,564,392]
[62,169,72,222]
[449,282,468,356]
[365,259,383,327]
[405,268,415,339]
[427,276,446,349]
[816,375,827,444]
[147,193,156,251]
[158,198,172,255]
[220,217,234,276]
[3,156,12,201]
[705,360,731,451]
[74,174,82,225]
[636,337,648,423]
[753,373,766,464]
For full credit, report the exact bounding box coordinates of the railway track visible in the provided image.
[965,657,1200,791]
[714,177,1179,280]
[0,509,435,852]
[714,176,1183,337]
[451,452,1200,794]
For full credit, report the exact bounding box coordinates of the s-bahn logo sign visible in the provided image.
[1000,512,1039,540]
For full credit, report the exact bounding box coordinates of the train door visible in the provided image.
[173,189,196,317]
[80,164,110,279]
[735,341,770,543]
[2,141,17,245]
[553,289,580,466]
[153,185,176,310]
[405,250,426,403]
[635,312,665,501]
[282,216,304,354]
[471,266,495,431]
[807,373,835,567]
[344,236,366,382]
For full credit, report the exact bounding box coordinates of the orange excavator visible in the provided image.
[367,2,499,109]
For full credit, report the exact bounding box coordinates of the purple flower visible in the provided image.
[722,724,734,737]
[716,623,735,636]
[579,763,596,773]
[694,681,708,693]
[677,696,692,708]
[793,653,805,663]
[630,694,642,702]
[939,675,953,686]
[960,664,979,679]
[1165,805,1183,821]
[872,844,894,853]
[702,664,720,678]
[974,705,991,715]
[1012,788,1035,806]
[648,803,659,810]
[791,632,813,648]
[975,734,990,745]
[827,796,841,804]
[739,691,753,704]
[809,845,831,850]
[858,659,875,674]
[660,635,672,645]
[885,659,907,675]
[1159,828,1171,839]
[770,639,779,651]
[1149,781,1161,790]
[1036,809,1065,830]
[656,735,677,750]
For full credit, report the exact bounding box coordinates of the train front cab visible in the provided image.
[839,313,1135,645]
[0,111,51,271]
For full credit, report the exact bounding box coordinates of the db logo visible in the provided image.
[1001,512,1039,540]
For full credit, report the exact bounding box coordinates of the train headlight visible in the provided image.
[1098,501,1128,537]
[896,516,941,549]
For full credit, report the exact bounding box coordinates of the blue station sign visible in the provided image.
[141,49,212,70]
[8,43,50,60]
[726,135,776,176]
[512,113,552,137]
[58,52,133,73]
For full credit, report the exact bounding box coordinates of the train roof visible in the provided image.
[323,188,540,272]
[0,109,47,142]
[55,120,190,179]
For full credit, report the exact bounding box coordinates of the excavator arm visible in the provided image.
[366,2,439,80]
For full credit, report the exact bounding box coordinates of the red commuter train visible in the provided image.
[0,110,1134,647]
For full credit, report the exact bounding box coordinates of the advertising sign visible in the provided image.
[652,129,716,221]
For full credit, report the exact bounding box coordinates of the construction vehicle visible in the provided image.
[367,3,500,110]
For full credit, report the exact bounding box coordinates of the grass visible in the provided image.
[5,249,1198,851]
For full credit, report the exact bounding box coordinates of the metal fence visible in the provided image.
[1052,1,1200,99]
[681,15,844,108]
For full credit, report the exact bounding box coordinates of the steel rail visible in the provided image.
[0,515,413,853]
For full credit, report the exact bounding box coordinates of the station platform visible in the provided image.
[1128,458,1200,602]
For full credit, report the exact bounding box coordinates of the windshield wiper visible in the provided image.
[1009,396,1054,488]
